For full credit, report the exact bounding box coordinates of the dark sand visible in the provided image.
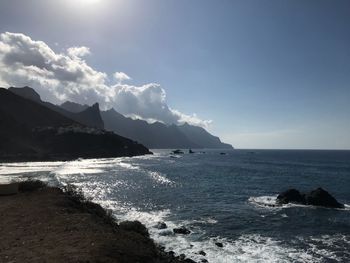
[0,185,187,263]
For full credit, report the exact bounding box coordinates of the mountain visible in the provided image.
[8,87,104,129]
[101,108,233,149]
[101,109,198,149]
[178,123,233,149]
[0,88,150,161]
[8,86,233,149]
[60,101,89,113]
[70,103,104,129]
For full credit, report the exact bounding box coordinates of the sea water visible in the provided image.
[1,149,350,262]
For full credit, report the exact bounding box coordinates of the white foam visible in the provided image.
[344,204,350,211]
[152,232,322,263]
[249,196,350,211]
[248,195,280,208]
[0,161,64,175]
[114,160,140,170]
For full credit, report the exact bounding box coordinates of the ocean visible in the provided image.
[1,149,350,262]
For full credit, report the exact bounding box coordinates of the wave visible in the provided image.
[0,161,64,175]
[249,196,350,211]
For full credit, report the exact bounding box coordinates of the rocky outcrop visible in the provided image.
[304,188,344,209]
[277,188,344,209]
[119,221,149,237]
[155,222,167,229]
[173,227,191,235]
[277,189,305,205]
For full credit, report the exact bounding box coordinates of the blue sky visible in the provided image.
[0,0,349,149]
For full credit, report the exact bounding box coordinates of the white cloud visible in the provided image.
[0,32,211,128]
[114,71,131,83]
[67,46,91,58]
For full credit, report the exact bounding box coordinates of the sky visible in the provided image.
[0,0,349,149]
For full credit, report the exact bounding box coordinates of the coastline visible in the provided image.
[0,151,153,163]
[0,181,193,263]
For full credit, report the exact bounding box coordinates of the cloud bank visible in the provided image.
[0,32,211,127]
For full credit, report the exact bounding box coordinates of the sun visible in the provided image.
[84,0,101,4]
[77,0,102,5]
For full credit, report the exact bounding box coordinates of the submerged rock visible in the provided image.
[276,188,344,209]
[198,250,206,256]
[305,188,344,209]
[173,226,191,235]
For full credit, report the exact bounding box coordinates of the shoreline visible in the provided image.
[0,181,194,263]
[0,151,154,164]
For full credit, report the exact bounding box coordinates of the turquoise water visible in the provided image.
[1,149,350,262]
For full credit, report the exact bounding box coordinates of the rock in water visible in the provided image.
[215,242,224,248]
[276,189,305,205]
[155,221,167,229]
[276,187,344,209]
[305,188,344,209]
[173,226,191,235]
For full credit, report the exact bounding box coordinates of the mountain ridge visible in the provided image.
[9,87,104,129]
[100,108,233,149]
[0,88,151,161]
[7,86,233,149]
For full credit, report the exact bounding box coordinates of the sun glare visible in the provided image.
[83,0,101,4]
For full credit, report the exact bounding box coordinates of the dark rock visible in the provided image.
[305,188,344,209]
[158,229,173,236]
[198,250,206,256]
[189,149,195,154]
[172,149,184,154]
[155,221,167,229]
[276,189,305,205]
[173,226,191,235]
[220,152,226,155]
[119,221,149,237]
[184,259,196,263]
[215,242,223,248]
[201,259,209,263]
[179,254,186,260]
[276,188,344,209]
